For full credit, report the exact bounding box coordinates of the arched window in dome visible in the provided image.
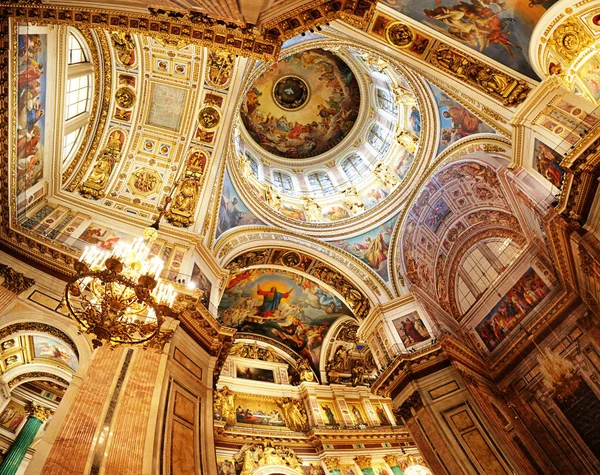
[62,29,93,170]
[307,171,334,196]
[456,238,522,314]
[377,88,397,115]
[368,124,391,155]
[246,154,259,178]
[272,170,294,194]
[341,154,365,184]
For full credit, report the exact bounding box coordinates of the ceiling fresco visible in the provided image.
[381,0,559,79]
[218,268,355,371]
[240,48,361,158]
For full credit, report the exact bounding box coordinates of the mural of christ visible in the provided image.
[256,285,293,318]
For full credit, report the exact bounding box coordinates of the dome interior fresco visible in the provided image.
[240,47,361,159]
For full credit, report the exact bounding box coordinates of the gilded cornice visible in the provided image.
[8,371,69,389]
[0,322,79,356]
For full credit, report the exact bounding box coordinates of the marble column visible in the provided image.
[323,456,341,475]
[383,455,403,475]
[354,455,374,475]
[0,403,53,475]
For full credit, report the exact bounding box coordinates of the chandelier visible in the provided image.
[65,216,177,348]
[537,347,580,400]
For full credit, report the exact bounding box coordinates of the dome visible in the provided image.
[240,48,361,159]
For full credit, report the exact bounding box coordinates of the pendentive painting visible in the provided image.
[381,0,559,79]
[431,84,495,152]
[533,139,564,189]
[392,311,431,348]
[33,335,79,371]
[217,170,264,238]
[218,268,351,371]
[475,267,550,352]
[331,215,398,281]
[17,31,47,197]
[240,48,361,158]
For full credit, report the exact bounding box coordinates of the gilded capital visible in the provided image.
[354,455,372,469]
[26,403,53,422]
[383,454,400,467]
[323,456,340,470]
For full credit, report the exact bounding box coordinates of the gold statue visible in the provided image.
[166,174,200,227]
[216,386,236,426]
[297,357,314,382]
[396,130,418,154]
[79,148,119,199]
[264,184,281,210]
[276,397,308,432]
[373,162,399,190]
[302,196,322,222]
[342,186,365,215]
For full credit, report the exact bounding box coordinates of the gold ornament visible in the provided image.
[384,455,400,468]
[0,264,34,294]
[166,172,201,227]
[550,21,591,61]
[79,147,120,199]
[115,86,136,109]
[323,457,341,471]
[386,22,414,49]
[198,106,221,129]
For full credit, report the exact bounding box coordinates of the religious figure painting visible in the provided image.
[234,397,287,429]
[74,223,129,251]
[216,171,264,238]
[240,48,361,158]
[331,215,398,281]
[191,263,212,309]
[375,404,391,425]
[381,0,559,79]
[431,84,495,151]
[533,139,564,189]
[33,335,79,371]
[475,267,550,352]
[302,464,327,475]
[218,268,352,371]
[216,458,236,475]
[425,198,451,233]
[17,31,47,197]
[348,404,366,426]
[340,465,359,475]
[320,404,338,426]
[235,365,275,383]
[0,400,27,433]
[392,311,431,348]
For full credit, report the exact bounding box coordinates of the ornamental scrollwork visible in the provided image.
[0,264,34,294]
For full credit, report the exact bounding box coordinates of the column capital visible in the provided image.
[323,456,340,470]
[354,455,372,469]
[26,403,53,422]
[383,454,400,467]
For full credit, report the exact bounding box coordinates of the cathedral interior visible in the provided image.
[1,0,600,474]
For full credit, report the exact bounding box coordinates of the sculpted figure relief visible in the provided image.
[167,174,201,227]
[264,184,281,210]
[302,196,322,222]
[216,386,236,426]
[343,186,365,215]
[79,148,119,199]
[373,162,399,190]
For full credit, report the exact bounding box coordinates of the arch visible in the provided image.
[214,226,393,305]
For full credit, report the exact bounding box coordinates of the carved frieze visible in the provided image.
[0,264,34,294]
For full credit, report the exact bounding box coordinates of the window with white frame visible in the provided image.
[307,171,335,195]
[62,29,93,169]
[368,124,391,155]
[377,88,397,114]
[272,170,294,194]
[246,154,259,178]
[456,238,522,314]
[341,154,365,184]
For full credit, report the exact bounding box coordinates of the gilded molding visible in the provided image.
[8,371,69,388]
[26,402,53,422]
[0,322,79,357]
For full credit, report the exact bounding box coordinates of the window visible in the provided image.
[63,129,83,162]
[62,29,94,170]
[272,171,294,194]
[65,75,90,120]
[68,33,88,64]
[377,88,397,114]
[342,154,365,184]
[457,238,523,314]
[307,171,334,195]
[368,124,391,155]
[246,154,259,178]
